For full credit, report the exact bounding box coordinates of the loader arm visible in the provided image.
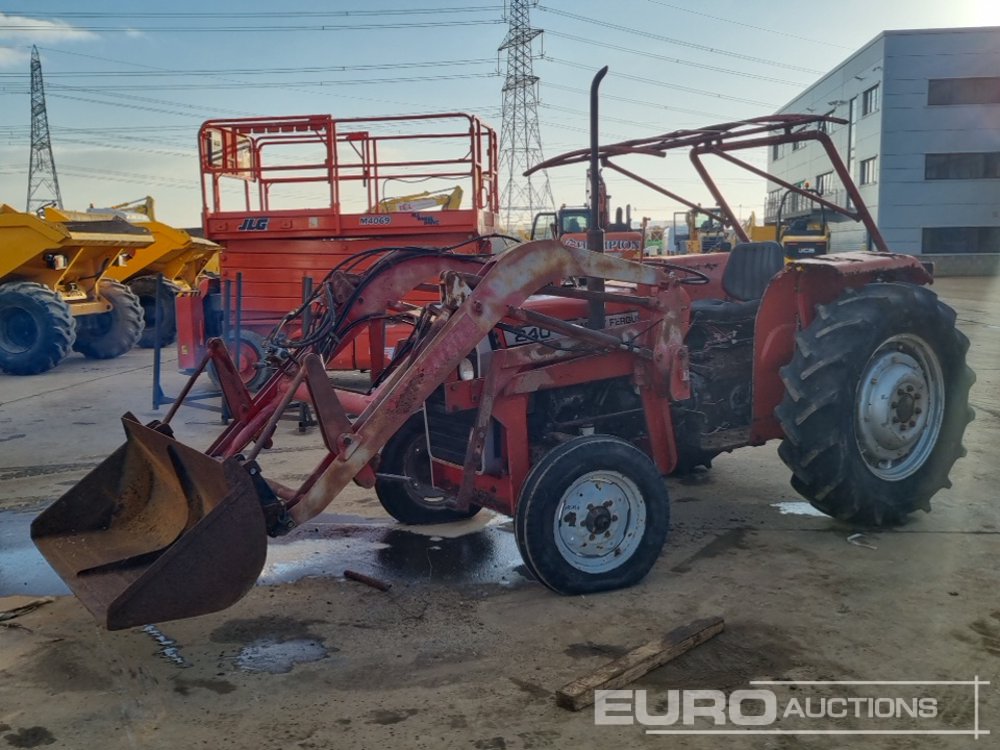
[31,239,671,629]
[286,239,668,523]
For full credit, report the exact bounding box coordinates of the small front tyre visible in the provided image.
[375,416,481,525]
[514,435,670,594]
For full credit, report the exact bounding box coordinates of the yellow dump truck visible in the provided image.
[82,198,221,348]
[0,204,150,375]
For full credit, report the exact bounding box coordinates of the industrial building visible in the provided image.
[766,26,1000,268]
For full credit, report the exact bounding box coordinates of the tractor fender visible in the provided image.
[749,251,933,442]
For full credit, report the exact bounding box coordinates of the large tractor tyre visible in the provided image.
[0,281,76,375]
[375,415,481,525]
[776,283,975,526]
[514,435,670,595]
[128,275,180,349]
[206,329,273,393]
[73,280,144,360]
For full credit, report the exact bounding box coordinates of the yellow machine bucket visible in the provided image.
[31,414,268,630]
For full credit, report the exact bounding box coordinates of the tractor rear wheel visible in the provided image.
[514,435,670,594]
[375,415,481,525]
[128,275,180,348]
[0,281,76,375]
[73,280,144,359]
[776,283,975,526]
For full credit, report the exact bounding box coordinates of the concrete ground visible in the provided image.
[0,277,998,749]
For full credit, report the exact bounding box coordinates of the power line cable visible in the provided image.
[536,5,824,74]
[545,57,780,110]
[1,19,505,33]
[3,6,502,19]
[644,0,851,49]
[545,31,809,86]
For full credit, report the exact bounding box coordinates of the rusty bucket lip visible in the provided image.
[31,414,269,631]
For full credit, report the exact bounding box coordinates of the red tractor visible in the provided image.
[35,72,974,630]
[176,112,501,388]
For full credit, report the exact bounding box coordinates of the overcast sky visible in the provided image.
[1,0,999,227]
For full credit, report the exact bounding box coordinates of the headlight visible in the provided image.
[458,358,475,381]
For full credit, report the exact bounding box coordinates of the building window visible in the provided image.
[792,140,806,151]
[815,171,834,195]
[847,97,858,171]
[928,77,1000,105]
[771,143,783,161]
[859,156,878,185]
[922,226,1000,254]
[817,110,836,134]
[862,84,880,116]
[925,152,1000,179]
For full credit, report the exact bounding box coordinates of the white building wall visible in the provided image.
[879,28,1000,254]
[768,26,1000,255]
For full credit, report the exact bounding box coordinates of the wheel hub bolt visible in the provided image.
[909,420,916,428]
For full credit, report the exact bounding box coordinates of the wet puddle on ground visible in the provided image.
[235,638,330,674]
[770,501,828,517]
[262,512,531,589]
[0,508,531,597]
[0,509,69,597]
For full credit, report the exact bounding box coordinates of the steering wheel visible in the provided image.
[655,262,712,285]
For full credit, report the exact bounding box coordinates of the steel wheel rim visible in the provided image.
[553,470,646,573]
[855,333,945,481]
[0,308,37,353]
[401,431,447,507]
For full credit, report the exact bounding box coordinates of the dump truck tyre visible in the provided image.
[73,280,144,359]
[776,283,975,526]
[515,435,670,594]
[375,416,481,525]
[128,275,179,348]
[0,281,76,375]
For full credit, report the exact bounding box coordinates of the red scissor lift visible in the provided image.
[176,113,499,383]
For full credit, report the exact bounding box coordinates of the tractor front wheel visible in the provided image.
[0,281,76,375]
[73,280,144,359]
[375,416,481,525]
[776,283,975,526]
[514,435,670,594]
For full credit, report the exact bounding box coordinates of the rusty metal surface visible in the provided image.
[291,240,670,524]
[31,415,267,629]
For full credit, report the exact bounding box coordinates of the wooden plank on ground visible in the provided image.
[555,615,725,711]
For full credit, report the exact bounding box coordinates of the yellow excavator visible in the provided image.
[371,186,463,213]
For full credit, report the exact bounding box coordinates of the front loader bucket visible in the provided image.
[31,414,268,630]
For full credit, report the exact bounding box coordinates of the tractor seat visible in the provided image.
[690,242,785,323]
